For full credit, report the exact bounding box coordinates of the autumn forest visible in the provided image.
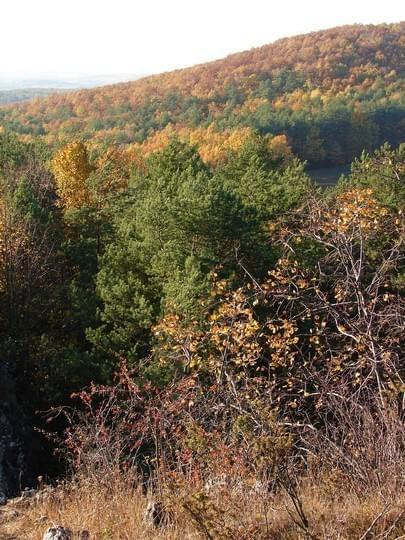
[0,22,404,540]
[1,23,404,168]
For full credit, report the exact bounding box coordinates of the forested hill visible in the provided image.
[1,23,404,167]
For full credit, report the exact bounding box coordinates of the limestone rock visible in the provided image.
[21,487,37,498]
[144,500,166,527]
[42,526,90,539]
[43,526,73,540]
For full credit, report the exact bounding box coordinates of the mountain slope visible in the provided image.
[0,23,404,166]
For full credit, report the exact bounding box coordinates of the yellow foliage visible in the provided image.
[52,141,94,209]
[127,125,294,167]
[267,134,294,162]
[331,188,388,234]
[128,125,255,167]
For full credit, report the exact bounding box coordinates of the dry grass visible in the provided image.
[1,470,404,540]
[2,403,403,539]
[0,475,194,540]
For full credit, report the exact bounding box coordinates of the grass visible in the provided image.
[1,469,404,539]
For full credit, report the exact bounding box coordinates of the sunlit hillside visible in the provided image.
[1,23,404,166]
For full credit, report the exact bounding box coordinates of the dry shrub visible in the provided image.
[35,392,403,538]
[305,398,405,499]
[37,354,403,539]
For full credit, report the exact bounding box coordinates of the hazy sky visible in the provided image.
[2,0,404,77]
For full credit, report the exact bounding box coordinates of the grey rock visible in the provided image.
[144,500,166,527]
[43,526,73,540]
[21,487,37,498]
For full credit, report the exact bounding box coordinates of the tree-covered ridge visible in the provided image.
[1,23,404,166]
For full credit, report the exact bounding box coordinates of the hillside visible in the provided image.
[1,23,404,166]
[0,17,404,537]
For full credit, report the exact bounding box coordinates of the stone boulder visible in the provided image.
[43,526,72,540]
[42,527,90,539]
[144,499,167,527]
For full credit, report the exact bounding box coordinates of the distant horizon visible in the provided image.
[2,20,403,82]
[1,0,403,80]
[0,71,144,81]
[0,72,147,90]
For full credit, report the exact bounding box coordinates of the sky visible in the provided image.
[1,0,404,78]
